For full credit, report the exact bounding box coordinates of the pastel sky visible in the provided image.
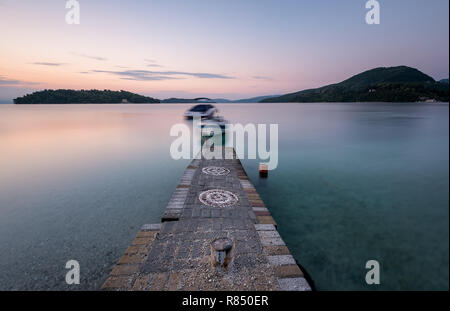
[0,0,448,101]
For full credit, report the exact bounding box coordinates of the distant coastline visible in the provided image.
[12,66,449,105]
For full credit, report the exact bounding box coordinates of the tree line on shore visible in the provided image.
[14,89,160,104]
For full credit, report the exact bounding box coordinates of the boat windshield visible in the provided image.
[189,104,214,112]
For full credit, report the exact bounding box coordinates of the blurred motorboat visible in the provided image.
[184,104,218,119]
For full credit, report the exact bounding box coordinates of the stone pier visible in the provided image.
[101,148,311,291]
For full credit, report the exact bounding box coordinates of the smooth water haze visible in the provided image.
[0,103,448,290]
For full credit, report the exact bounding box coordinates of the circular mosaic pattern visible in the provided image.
[202,166,230,176]
[199,189,239,208]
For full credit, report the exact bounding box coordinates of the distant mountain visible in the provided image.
[439,78,449,84]
[161,95,279,103]
[161,98,197,103]
[213,95,280,103]
[212,98,232,103]
[231,95,279,103]
[14,89,160,104]
[261,66,449,103]
[161,98,216,103]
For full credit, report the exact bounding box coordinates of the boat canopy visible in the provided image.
[188,104,215,112]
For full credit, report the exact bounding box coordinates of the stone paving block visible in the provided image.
[173,190,188,195]
[110,264,139,276]
[254,224,276,231]
[277,277,312,291]
[248,210,257,221]
[274,265,304,278]
[252,207,269,212]
[160,221,177,234]
[141,223,162,231]
[149,273,168,291]
[233,254,263,268]
[171,192,188,197]
[200,277,218,291]
[132,236,155,246]
[192,209,201,217]
[168,201,185,206]
[118,253,145,265]
[254,211,271,216]
[249,268,277,291]
[191,240,205,259]
[247,195,262,200]
[132,275,151,291]
[166,272,184,291]
[258,230,281,239]
[257,216,278,226]
[177,185,190,188]
[259,236,286,247]
[183,272,202,291]
[136,230,157,238]
[267,255,297,266]
[125,245,149,256]
[201,209,211,218]
[212,221,222,231]
[244,189,259,194]
[263,245,291,256]
[170,197,187,201]
[167,202,184,208]
[177,242,191,257]
[211,209,221,218]
[217,277,235,291]
[182,208,192,218]
[101,275,134,290]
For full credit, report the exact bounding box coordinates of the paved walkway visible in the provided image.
[102,148,311,291]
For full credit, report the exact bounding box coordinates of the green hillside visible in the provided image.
[261,66,449,103]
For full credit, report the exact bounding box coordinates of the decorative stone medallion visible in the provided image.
[199,189,239,208]
[202,166,230,176]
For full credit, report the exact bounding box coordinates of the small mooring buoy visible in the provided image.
[259,163,268,178]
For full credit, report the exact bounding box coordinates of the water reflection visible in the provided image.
[0,103,448,290]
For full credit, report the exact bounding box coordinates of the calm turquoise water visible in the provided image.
[0,103,448,290]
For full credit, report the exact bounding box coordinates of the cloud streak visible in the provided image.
[32,62,66,66]
[0,76,21,85]
[0,76,37,86]
[252,75,272,81]
[144,59,163,68]
[92,69,234,81]
[71,52,107,61]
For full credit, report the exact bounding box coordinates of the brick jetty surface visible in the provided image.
[101,148,311,291]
